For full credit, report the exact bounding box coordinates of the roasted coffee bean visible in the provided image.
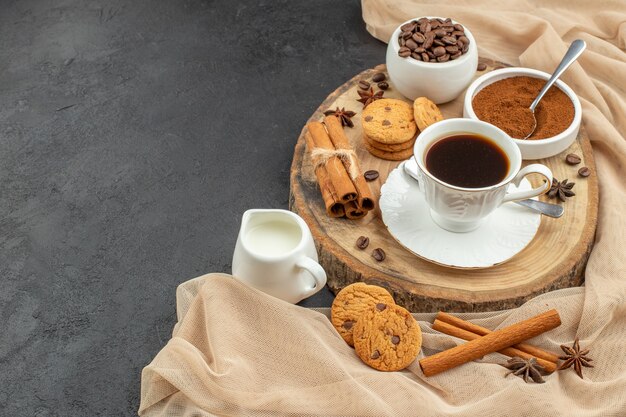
[364,170,380,181]
[372,248,386,262]
[358,80,370,90]
[578,167,591,177]
[434,29,447,38]
[422,32,435,49]
[405,39,418,50]
[412,32,426,43]
[398,46,411,57]
[421,52,430,62]
[411,52,422,60]
[399,38,406,47]
[454,23,465,31]
[437,54,450,62]
[442,36,457,45]
[457,39,465,49]
[400,22,416,32]
[444,18,452,24]
[417,17,429,25]
[445,45,459,53]
[372,72,387,83]
[419,21,431,33]
[452,30,465,37]
[458,35,469,45]
[477,63,487,71]
[377,81,389,90]
[566,153,581,165]
[401,30,413,40]
[430,20,440,29]
[462,43,469,53]
[433,46,446,57]
[427,51,436,59]
[356,235,370,249]
[415,46,425,53]
[450,51,463,60]
[433,39,445,47]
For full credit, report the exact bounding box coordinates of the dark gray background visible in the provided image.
[0,0,384,415]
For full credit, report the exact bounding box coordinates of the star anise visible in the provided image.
[557,338,593,379]
[548,178,575,202]
[357,88,384,108]
[501,357,547,383]
[323,107,357,128]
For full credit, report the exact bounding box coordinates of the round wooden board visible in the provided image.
[289,59,598,312]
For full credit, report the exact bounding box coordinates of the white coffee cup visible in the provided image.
[232,209,327,304]
[406,119,553,232]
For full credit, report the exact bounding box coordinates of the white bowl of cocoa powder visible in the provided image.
[463,67,581,160]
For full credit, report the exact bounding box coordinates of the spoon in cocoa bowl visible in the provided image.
[521,39,586,140]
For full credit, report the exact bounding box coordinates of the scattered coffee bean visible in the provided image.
[397,17,470,63]
[372,248,386,262]
[356,235,370,249]
[566,153,581,165]
[377,81,389,90]
[477,63,487,71]
[371,350,381,359]
[578,166,591,177]
[358,80,370,90]
[372,72,386,82]
[376,303,387,311]
[364,170,380,181]
[391,336,400,345]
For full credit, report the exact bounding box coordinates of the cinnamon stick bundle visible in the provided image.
[306,119,375,219]
[307,121,357,204]
[420,309,561,377]
[324,115,375,212]
[304,131,345,217]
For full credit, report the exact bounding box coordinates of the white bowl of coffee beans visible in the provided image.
[386,17,478,104]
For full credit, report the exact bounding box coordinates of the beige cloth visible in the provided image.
[140,2,626,416]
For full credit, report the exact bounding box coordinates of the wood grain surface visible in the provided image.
[289,58,598,312]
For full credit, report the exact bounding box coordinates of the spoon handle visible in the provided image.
[514,199,564,218]
[529,39,586,112]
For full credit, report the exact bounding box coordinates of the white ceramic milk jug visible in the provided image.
[232,209,327,304]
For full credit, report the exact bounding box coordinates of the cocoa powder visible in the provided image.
[472,76,575,140]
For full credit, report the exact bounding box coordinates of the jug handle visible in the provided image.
[296,257,327,299]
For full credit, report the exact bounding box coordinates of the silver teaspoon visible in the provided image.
[521,39,586,139]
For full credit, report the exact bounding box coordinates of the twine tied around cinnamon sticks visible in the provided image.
[311,148,360,180]
[305,116,375,219]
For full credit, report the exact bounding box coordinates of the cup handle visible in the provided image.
[296,257,327,299]
[402,158,422,191]
[502,164,553,204]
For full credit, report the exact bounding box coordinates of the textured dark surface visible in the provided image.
[0,0,384,415]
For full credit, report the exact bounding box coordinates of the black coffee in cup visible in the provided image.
[425,134,509,188]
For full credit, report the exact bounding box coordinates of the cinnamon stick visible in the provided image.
[419,309,561,377]
[304,131,345,217]
[436,311,560,363]
[307,122,357,204]
[323,115,375,211]
[344,201,367,220]
[432,319,557,373]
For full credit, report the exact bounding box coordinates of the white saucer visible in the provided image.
[379,161,541,269]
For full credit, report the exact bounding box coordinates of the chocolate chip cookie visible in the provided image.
[331,282,395,347]
[353,302,422,372]
[362,99,417,144]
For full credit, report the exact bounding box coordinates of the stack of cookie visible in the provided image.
[331,282,422,372]
[361,97,444,161]
[362,99,417,161]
